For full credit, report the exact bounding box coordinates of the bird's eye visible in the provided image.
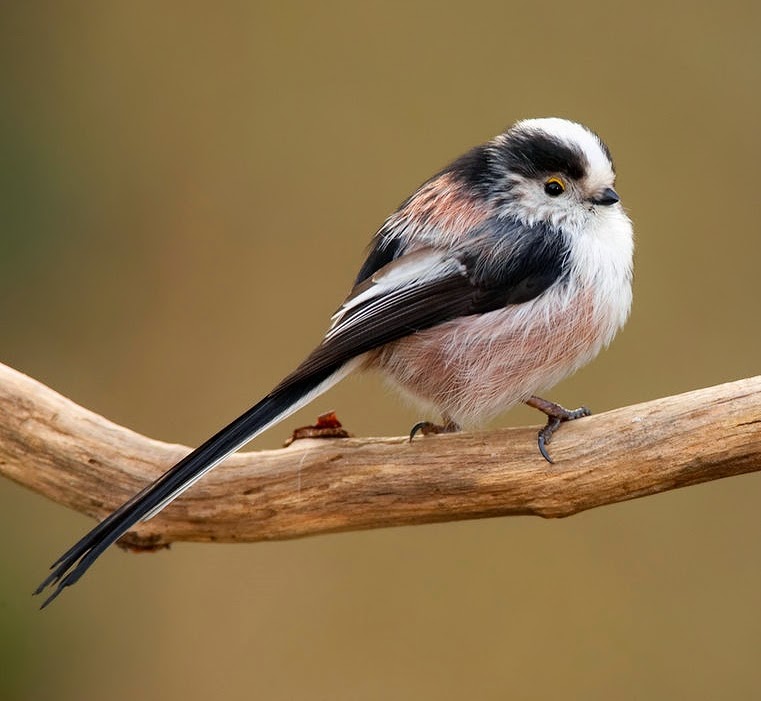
[544,177,565,197]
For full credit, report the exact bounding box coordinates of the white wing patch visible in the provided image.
[327,248,467,340]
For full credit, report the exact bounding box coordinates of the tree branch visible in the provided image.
[1,360,760,549]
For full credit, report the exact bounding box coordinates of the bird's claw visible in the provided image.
[526,396,592,464]
[409,419,460,442]
[537,416,562,464]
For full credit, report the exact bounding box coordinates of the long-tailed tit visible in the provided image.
[36,117,633,606]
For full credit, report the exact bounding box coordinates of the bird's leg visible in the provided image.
[525,396,591,464]
[409,414,461,441]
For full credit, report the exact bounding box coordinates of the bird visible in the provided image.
[35,117,633,607]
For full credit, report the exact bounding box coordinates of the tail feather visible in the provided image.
[36,358,353,608]
[35,241,494,607]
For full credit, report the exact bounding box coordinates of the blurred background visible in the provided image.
[1,2,760,699]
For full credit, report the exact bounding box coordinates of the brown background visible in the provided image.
[1,2,760,699]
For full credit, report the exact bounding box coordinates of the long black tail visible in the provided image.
[35,243,495,607]
[35,359,349,608]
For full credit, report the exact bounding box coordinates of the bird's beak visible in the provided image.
[589,187,620,206]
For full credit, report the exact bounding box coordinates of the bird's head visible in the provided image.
[491,117,622,233]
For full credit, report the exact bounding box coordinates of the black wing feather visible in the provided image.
[354,233,402,286]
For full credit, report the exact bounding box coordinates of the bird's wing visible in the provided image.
[34,249,498,606]
[37,214,569,607]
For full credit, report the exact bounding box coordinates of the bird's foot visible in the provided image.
[409,417,461,441]
[525,396,591,464]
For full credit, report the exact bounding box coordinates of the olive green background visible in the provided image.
[1,2,760,699]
